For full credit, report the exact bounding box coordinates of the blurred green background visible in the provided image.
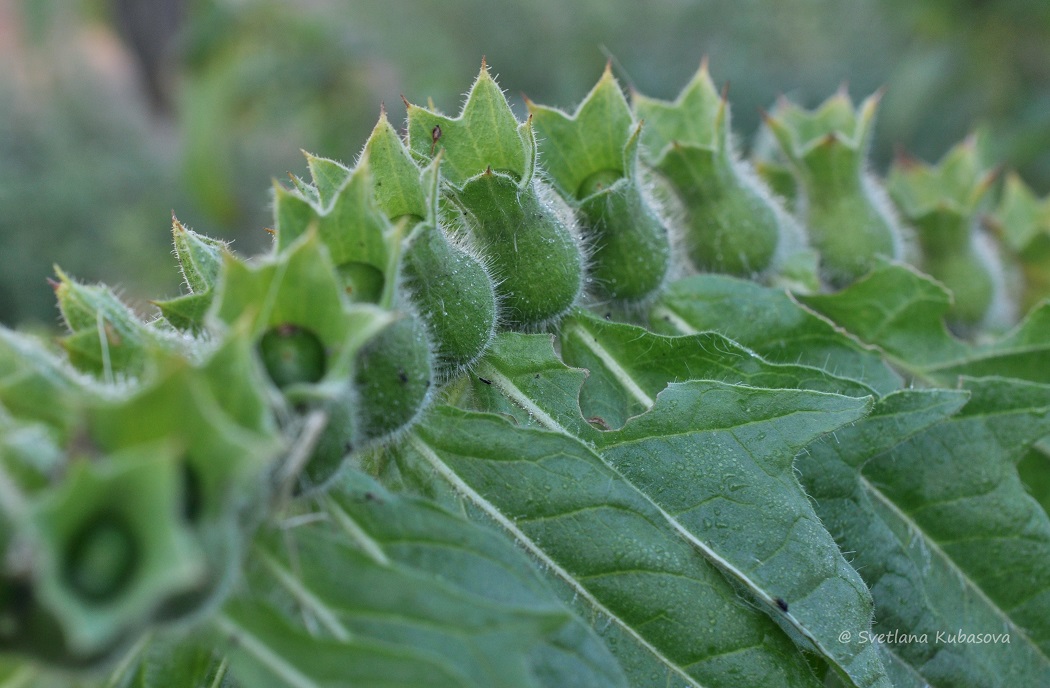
[2,0,1049,327]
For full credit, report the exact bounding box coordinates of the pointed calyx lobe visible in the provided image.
[530,66,671,303]
[155,216,229,332]
[406,63,531,186]
[634,64,785,277]
[273,157,395,306]
[364,112,497,374]
[888,136,1006,329]
[764,89,904,286]
[406,62,583,329]
[990,173,1050,312]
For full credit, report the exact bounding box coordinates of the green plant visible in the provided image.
[2,60,1050,688]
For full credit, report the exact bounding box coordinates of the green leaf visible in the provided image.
[1019,444,1050,515]
[395,407,829,687]
[593,383,883,687]
[99,635,232,688]
[797,262,1050,384]
[219,603,461,688]
[218,471,627,688]
[803,378,1050,685]
[560,309,874,430]
[406,61,534,186]
[416,331,888,687]
[650,275,902,394]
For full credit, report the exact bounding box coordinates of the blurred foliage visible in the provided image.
[0,54,179,327]
[2,0,1049,326]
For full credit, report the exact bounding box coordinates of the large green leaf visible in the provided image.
[399,331,889,687]
[798,262,1050,385]
[560,309,874,429]
[217,471,627,688]
[651,275,901,394]
[395,406,829,687]
[802,378,1050,686]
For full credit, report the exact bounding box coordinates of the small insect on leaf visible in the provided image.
[775,597,789,612]
[431,124,443,156]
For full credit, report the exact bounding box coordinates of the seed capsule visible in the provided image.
[403,222,497,374]
[354,313,433,441]
[577,173,671,301]
[633,64,788,278]
[764,90,904,286]
[453,172,583,328]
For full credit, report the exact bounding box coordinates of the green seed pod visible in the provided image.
[361,114,498,370]
[403,222,497,373]
[406,61,585,328]
[354,313,433,442]
[577,176,671,301]
[451,171,583,327]
[258,324,328,388]
[634,62,791,277]
[887,137,1009,331]
[301,395,357,491]
[274,383,358,495]
[764,89,904,286]
[529,66,672,303]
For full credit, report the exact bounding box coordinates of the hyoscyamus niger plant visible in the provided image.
[2,57,1050,688]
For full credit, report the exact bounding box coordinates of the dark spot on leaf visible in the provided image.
[478,376,492,385]
[775,597,788,612]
